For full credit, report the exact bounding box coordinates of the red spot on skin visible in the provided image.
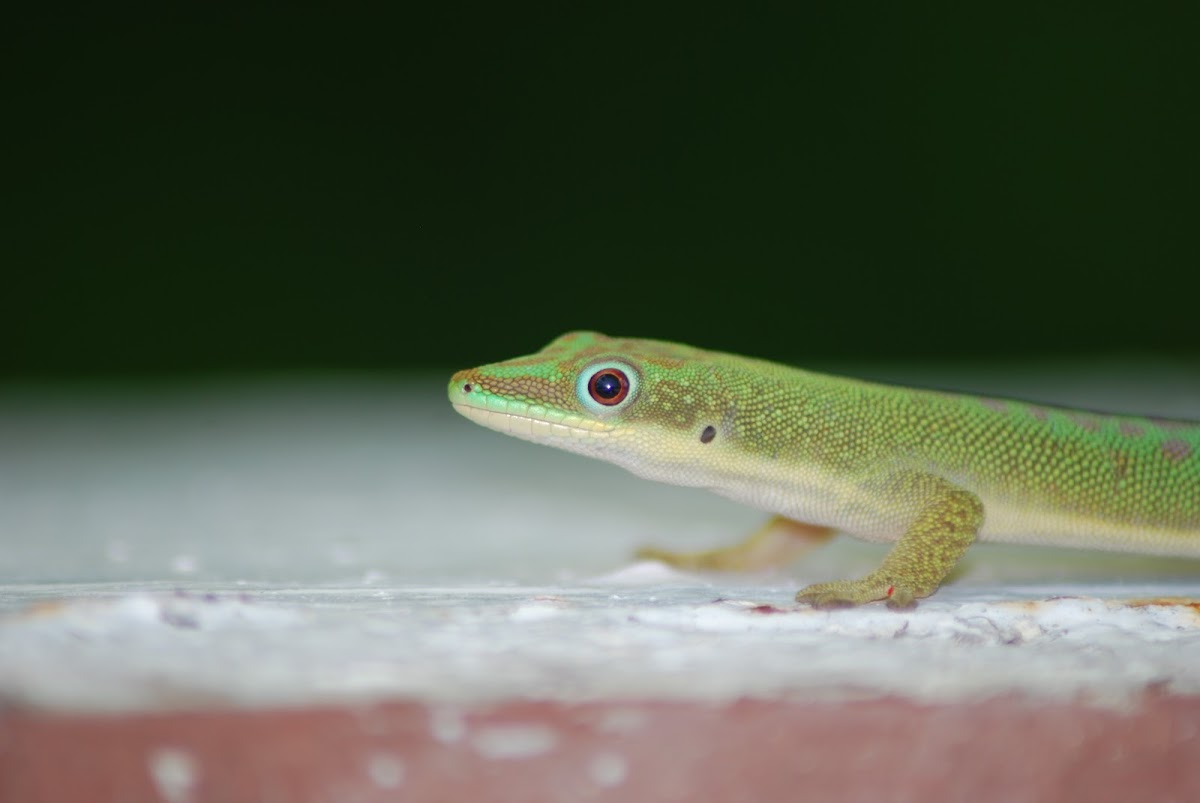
[980,399,1008,413]
[1070,415,1101,432]
[1162,438,1194,464]
[886,586,895,598]
[1028,407,1049,422]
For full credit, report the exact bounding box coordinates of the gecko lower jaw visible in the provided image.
[452,403,613,440]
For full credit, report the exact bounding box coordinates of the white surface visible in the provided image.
[3,580,1200,712]
[1,363,1199,712]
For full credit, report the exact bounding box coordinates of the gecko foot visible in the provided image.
[795,575,920,610]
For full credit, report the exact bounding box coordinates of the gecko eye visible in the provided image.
[588,370,629,405]
[576,360,638,415]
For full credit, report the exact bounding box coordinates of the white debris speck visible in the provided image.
[430,707,467,744]
[588,561,688,585]
[148,747,198,803]
[114,594,164,624]
[471,724,558,760]
[510,603,561,622]
[365,752,405,788]
[588,752,628,787]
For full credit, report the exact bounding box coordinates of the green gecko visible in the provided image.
[448,332,1200,608]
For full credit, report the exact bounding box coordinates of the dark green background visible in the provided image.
[5,7,1196,379]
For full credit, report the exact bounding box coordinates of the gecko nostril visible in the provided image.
[462,383,473,394]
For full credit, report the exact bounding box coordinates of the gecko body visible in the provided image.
[449,332,1200,607]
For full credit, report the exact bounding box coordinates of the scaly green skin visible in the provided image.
[449,332,1200,607]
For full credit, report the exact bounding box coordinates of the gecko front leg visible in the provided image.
[795,474,984,609]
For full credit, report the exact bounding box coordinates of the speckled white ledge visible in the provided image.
[2,573,1199,712]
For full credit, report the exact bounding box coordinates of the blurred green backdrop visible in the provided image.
[4,6,1196,379]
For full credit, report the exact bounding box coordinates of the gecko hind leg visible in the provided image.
[635,516,835,572]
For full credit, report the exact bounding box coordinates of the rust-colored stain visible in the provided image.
[1124,597,1200,613]
[997,596,1200,624]
[7,600,73,620]
[1000,597,1078,613]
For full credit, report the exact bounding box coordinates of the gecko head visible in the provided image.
[448,331,729,479]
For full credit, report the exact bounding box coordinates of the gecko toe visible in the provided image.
[795,576,912,609]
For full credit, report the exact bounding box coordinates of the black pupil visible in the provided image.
[593,373,623,399]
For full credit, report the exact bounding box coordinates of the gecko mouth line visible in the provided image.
[452,403,614,438]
